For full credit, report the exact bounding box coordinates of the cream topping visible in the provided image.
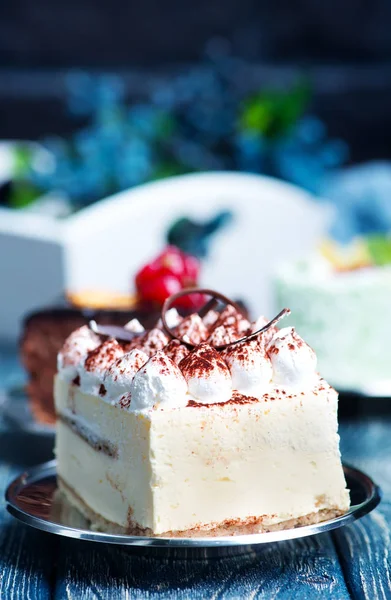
[104,348,149,402]
[57,325,101,382]
[212,305,251,334]
[163,340,190,365]
[58,305,324,408]
[130,351,188,410]
[223,337,273,396]
[138,328,169,357]
[175,314,209,345]
[202,309,219,328]
[124,318,145,333]
[207,324,242,347]
[267,327,317,388]
[156,307,182,329]
[80,339,124,394]
[179,343,232,404]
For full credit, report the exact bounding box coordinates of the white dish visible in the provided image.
[0,171,330,340]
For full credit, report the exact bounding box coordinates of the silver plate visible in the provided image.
[5,460,381,556]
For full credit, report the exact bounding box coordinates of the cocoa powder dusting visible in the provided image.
[268,346,279,355]
[179,343,229,379]
[187,391,259,408]
[85,339,123,372]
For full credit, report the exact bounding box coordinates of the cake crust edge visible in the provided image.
[57,477,346,538]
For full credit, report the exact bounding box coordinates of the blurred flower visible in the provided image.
[322,161,391,243]
[8,51,348,212]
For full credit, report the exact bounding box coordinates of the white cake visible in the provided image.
[54,302,349,536]
[275,257,391,393]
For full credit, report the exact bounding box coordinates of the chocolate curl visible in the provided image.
[161,287,290,350]
[88,320,141,342]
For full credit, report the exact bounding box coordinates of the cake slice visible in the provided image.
[54,302,349,536]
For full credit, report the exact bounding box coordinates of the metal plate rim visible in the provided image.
[5,460,381,548]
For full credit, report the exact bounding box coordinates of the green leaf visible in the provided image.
[238,79,311,139]
[149,160,190,181]
[12,145,34,176]
[8,181,41,209]
[366,235,391,266]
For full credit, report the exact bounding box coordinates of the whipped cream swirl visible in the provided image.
[58,302,322,409]
[138,328,169,357]
[124,318,145,333]
[179,343,232,404]
[175,314,208,345]
[104,348,149,401]
[223,337,272,396]
[130,351,188,410]
[57,325,101,382]
[164,340,189,365]
[213,305,250,334]
[80,339,124,394]
[267,327,317,388]
[156,307,182,329]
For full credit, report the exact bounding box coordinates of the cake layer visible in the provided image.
[275,261,391,390]
[57,477,343,537]
[55,377,349,535]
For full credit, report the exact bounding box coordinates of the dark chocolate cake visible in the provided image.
[20,306,161,424]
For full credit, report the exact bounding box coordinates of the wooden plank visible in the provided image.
[54,532,350,599]
[339,419,391,498]
[334,420,391,600]
[333,502,391,600]
[0,518,55,600]
[0,429,56,599]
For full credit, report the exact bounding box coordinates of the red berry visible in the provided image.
[182,254,200,284]
[137,274,182,305]
[135,245,202,306]
[174,292,207,310]
[160,252,186,280]
[135,263,161,288]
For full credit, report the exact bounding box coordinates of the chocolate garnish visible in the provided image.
[88,289,290,352]
[161,288,290,350]
[88,320,142,343]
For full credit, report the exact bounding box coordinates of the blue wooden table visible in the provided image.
[0,348,390,599]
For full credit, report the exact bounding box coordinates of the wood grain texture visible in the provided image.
[0,427,56,600]
[333,502,391,600]
[54,533,350,599]
[340,419,391,498]
[335,420,391,600]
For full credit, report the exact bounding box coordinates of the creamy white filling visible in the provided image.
[55,377,349,535]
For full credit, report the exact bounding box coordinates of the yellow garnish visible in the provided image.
[320,238,372,271]
[67,290,138,310]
